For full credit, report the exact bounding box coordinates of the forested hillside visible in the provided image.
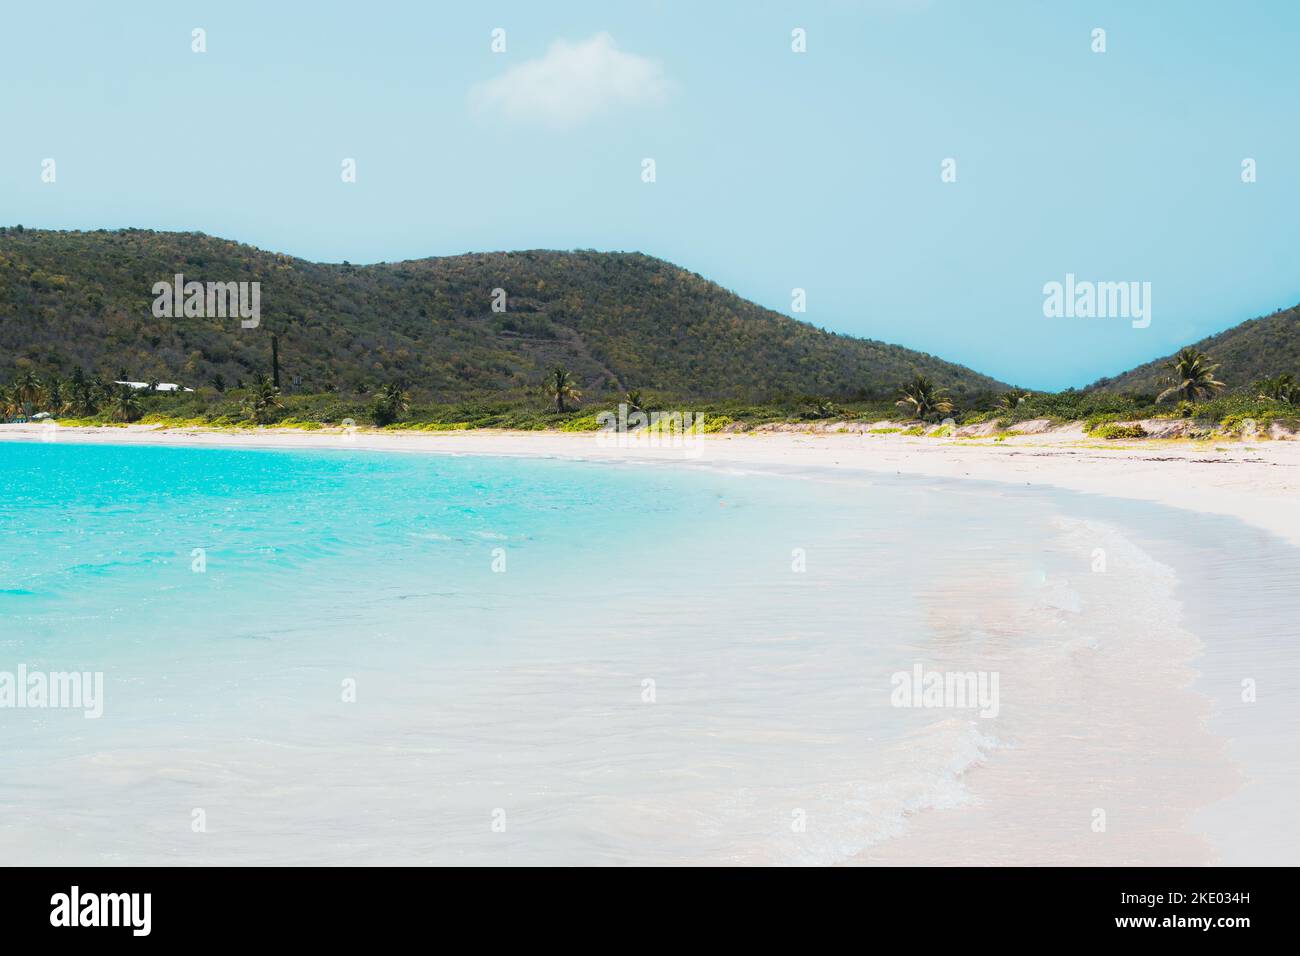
[0,227,1005,399]
[1089,303,1300,395]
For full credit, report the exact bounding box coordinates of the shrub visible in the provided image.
[1091,423,1147,440]
[559,414,603,432]
[1217,414,1271,436]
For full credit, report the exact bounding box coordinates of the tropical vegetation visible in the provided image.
[544,367,581,413]
[371,380,411,426]
[2,227,1298,440]
[0,227,1004,399]
[1155,348,1226,403]
[894,376,953,421]
[240,373,283,424]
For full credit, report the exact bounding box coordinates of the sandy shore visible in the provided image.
[5,421,1296,866]
[5,422,1299,548]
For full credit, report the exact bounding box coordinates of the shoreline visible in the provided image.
[5,423,1297,865]
[5,422,1300,548]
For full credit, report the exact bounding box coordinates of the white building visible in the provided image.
[113,381,194,392]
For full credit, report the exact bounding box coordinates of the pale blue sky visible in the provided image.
[2,0,1297,389]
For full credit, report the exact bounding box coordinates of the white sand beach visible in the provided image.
[4,422,1299,548]
[4,422,1298,866]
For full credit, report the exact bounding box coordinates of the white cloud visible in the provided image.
[468,33,670,128]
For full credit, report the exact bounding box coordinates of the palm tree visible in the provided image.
[64,368,92,415]
[371,380,411,427]
[895,375,953,421]
[96,376,117,403]
[0,385,20,421]
[241,373,283,424]
[808,397,838,419]
[108,384,142,423]
[70,378,99,416]
[545,367,581,413]
[41,377,67,415]
[13,369,40,417]
[1156,348,1226,403]
[998,388,1030,411]
[624,389,645,413]
[1256,373,1299,406]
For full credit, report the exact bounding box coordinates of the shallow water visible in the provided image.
[0,441,1296,865]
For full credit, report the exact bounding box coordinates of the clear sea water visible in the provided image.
[1,440,1297,865]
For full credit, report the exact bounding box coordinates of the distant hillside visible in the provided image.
[0,227,1005,399]
[1090,303,1300,395]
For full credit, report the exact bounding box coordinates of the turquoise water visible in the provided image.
[1,440,1297,865]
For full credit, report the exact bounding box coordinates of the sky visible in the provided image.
[2,0,1297,390]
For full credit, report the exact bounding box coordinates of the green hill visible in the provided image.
[1089,303,1300,395]
[0,227,1005,400]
